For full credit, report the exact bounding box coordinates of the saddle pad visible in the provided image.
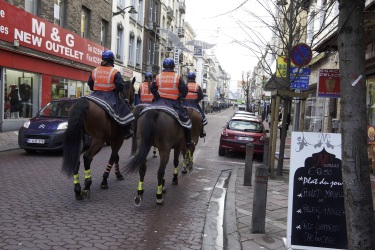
[140,105,192,129]
[84,96,134,126]
[183,103,208,126]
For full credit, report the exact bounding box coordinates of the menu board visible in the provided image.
[287,132,347,250]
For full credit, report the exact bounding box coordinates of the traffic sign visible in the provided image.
[290,75,309,90]
[290,43,312,67]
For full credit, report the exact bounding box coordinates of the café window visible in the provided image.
[3,69,39,120]
[51,77,91,100]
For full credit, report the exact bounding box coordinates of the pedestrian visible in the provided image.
[87,50,133,139]
[278,108,291,140]
[150,58,192,150]
[183,72,207,138]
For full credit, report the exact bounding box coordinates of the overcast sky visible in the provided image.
[184,0,273,85]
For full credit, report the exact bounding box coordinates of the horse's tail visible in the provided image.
[62,98,88,177]
[124,109,157,174]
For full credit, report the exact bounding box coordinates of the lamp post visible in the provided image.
[112,6,137,16]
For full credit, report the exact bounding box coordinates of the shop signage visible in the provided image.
[318,69,340,98]
[0,2,106,67]
[287,132,347,250]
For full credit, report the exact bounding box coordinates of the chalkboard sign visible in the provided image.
[287,132,347,250]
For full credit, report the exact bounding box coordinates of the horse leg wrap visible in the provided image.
[84,169,92,190]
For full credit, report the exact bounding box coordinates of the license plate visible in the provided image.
[27,139,45,144]
[237,136,253,141]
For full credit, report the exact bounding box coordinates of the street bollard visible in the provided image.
[251,163,269,233]
[263,137,269,166]
[243,143,254,186]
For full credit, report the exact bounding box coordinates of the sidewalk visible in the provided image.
[0,130,19,152]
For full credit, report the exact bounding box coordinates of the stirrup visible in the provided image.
[200,130,206,138]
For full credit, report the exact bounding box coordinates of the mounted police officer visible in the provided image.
[150,58,192,149]
[87,50,133,139]
[183,72,207,138]
[139,72,154,104]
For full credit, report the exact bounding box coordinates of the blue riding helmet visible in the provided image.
[145,72,153,80]
[187,72,196,81]
[102,50,115,60]
[163,58,175,69]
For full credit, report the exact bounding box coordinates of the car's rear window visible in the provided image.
[229,120,262,132]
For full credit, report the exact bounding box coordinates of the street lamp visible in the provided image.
[112,6,137,16]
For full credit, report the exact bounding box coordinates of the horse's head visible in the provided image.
[123,77,136,107]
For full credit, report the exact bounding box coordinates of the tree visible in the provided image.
[337,0,375,248]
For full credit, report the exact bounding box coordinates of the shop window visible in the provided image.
[51,77,90,100]
[304,96,324,132]
[367,78,375,125]
[3,69,39,120]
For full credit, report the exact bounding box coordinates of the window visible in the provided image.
[3,69,39,119]
[25,0,39,15]
[81,7,90,38]
[136,37,142,67]
[117,0,125,8]
[138,0,143,24]
[116,24,124,61]
[51,77,90,100]
[54,0,64,27]
[128,33,135,66]
[101,20,109,47]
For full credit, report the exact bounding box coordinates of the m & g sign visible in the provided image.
[0,2,106,67]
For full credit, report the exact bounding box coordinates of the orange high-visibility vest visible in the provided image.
[155,72,180,100]
[139,81,154,103]
[185,82,199,100]
[92,66,119,91]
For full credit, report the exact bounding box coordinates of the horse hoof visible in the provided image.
[156,199,164,205]
[81,190,90,199]
[181,169,187,174]
[116,175,124,181]
[134,196,142,206]
[75,194,83,200]
[101,183,109,189]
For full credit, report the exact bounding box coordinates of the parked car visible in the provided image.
[219,116,269,157]
[18,98,91,153]
[233,111,262,121]
[238,104,246,111]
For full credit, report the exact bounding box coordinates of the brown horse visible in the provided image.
[61,77,135,200]
[181,107,203,173]
[124,108,187,205]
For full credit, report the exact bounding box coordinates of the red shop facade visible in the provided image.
[0,2,105,131]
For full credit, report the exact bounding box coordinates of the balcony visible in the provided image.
[167,6,174,20]
[179,1,186,14]
[178,27,185,38]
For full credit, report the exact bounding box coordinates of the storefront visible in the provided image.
[0,2,103,131]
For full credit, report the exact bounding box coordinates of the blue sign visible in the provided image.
[290,75,309,90]
[290,67,311,75]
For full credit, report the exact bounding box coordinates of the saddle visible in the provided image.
[140,105,192,129]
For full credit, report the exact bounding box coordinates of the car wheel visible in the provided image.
[218,148,226,156]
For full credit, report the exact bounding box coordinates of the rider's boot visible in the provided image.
[200,126,206,138]
[124,124,134,140]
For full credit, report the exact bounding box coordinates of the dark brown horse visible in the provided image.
[181,107,203,173]
[124,108,187,205]
[62,77,135,200]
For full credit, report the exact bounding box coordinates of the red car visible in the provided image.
[219,116,269,156]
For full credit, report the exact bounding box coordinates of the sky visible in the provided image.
[184,0,273,86]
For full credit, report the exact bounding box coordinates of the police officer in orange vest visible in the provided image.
[183,72,207,138]
[150,58,192,149]
[139,72,154,103]
[87,50,134,139]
